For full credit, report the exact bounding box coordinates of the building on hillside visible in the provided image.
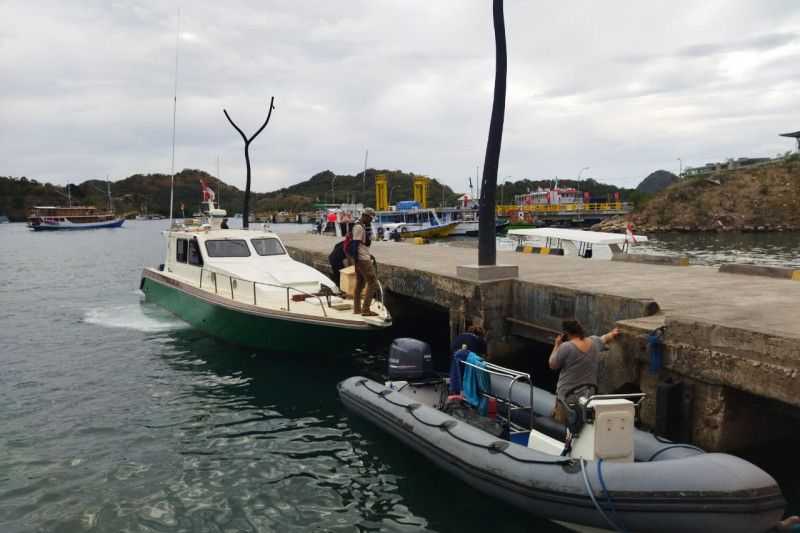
[779,131,800,151]
[684,157,771,177]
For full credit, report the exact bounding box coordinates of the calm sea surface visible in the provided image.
[0,221,571,533]
[0,221,796,532]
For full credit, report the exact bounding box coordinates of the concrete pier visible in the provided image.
[281,233,800,451]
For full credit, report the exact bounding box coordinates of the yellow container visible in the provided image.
[414,237,428,245]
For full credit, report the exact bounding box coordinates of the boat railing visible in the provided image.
[198,267,329,318]
[459,359,534,434]
[196,267,389,320]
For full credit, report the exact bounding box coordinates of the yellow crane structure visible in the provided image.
[375,174,389,211]
[413,176,429,208]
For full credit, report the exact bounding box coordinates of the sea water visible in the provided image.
[0,221,795,532]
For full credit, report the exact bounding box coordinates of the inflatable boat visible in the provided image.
[338,339,785,532]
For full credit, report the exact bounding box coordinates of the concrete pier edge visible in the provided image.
[282,233,800,451]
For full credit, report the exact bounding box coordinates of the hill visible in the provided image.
[636,170,679,194]
[254,169,458,212]
[628,157,800,231]
[0,169,459,221]
[0,170,243,221]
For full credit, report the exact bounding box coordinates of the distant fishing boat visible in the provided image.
[374,202,458,239]
[28,206,125,231]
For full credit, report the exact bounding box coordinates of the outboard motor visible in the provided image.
[388,338,433,381]
[387,338,446,409]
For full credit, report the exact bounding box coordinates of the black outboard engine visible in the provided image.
[388,338,433,381]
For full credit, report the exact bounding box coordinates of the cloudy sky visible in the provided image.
[2,1,799,192]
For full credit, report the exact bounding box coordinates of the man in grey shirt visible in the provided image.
[548,320,620,423]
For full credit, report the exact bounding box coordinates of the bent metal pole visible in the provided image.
[478,0,507,266]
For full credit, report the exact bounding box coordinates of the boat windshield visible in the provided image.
[205,239,251,257]
[251,238,286,256]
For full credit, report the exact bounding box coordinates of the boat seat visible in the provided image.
[509,408,567,442]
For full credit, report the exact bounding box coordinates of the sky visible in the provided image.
[1,1,799,193]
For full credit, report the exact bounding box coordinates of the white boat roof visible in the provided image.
[507,227,648,244]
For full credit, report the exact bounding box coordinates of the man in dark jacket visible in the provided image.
[328,240,347,288]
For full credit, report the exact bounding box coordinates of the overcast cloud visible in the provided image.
[1,1,799,192]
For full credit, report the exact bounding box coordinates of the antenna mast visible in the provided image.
[168,9,180,224]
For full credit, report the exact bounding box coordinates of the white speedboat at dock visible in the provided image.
[140,198,391,353]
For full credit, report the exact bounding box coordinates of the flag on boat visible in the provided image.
[200,180,216,202]
[626,222,638,243]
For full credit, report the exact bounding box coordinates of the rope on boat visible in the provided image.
[597,459,629,533]
[647,443,705,461]
[580,458,626,533]
[358,380,573,466]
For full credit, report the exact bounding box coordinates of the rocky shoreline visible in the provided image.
[592,215,800,234]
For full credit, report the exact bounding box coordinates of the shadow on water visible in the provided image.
[154,329,577,533]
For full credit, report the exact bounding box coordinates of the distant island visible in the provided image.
[0,168,637,222]
[5,160,797,231]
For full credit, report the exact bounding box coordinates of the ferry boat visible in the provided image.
[435,207,510,236]
[373,201,458,239]
[27,206,125,231]
[140,193,392,353]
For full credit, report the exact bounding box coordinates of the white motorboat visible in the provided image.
[140,196,391,353]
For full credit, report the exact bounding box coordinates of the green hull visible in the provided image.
[141,276,380,353]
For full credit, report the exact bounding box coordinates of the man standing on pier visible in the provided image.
[351,208,378,317]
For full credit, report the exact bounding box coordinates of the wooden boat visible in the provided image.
[393,221,459,239]
[374,204,458,240]
[28,206,125,231]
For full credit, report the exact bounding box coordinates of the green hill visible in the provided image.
[0,169,241,221]
[254,169,458,212]
[1,168,646,223]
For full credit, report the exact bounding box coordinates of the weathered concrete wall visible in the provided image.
[287,243,800,451]
[613,317,800,450]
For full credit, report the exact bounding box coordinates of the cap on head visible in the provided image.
[362,208,376,217]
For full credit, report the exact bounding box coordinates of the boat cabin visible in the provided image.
[164,228,336,298]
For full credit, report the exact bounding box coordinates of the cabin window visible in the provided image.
[251,238,285,256]
[205,239,251,257]
[176,238,188,263]
[188,239,204,266]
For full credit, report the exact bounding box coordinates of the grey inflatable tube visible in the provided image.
[489,373,704,462]
[339,376,784,533]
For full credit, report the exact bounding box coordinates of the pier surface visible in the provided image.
[282,233,799,335]
[282,232,800,451]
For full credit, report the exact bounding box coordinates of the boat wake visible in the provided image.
[83,304,190,333]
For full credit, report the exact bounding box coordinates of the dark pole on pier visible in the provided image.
[478,0,507,266]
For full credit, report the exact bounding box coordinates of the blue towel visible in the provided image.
[448,349,470,394]
[462,352,490,415]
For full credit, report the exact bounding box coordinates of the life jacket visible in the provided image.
[342,231,353,258]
